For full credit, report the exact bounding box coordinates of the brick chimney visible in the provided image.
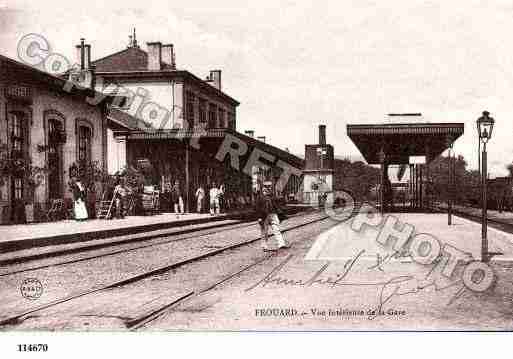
[76,38,86,70]
[209,70,221,90]
[162,44,176,69]
[84,44,91,69]
[146,42,162,71]
[245,130,254,138]
[319,124,326,145]
[71,38,94,88]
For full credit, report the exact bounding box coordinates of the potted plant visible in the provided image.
[25,164,48,223]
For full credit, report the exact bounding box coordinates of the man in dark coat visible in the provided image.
[171,180,184,215]
[254,187,289,251]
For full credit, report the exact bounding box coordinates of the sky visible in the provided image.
[1,0,513,177]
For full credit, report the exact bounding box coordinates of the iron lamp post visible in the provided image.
[477,110,494,262]
[447,143,453,225]
[378,149,386,215]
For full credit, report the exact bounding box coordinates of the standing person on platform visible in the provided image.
[171,180,184,215]
[218,183,225,213]
[195,185,205,213]
[255,187,289,251]
[70,176,88,221]
[161,181,172,212]
[86,181,97,219]
[209,182,220,215]
[114,179,127,219]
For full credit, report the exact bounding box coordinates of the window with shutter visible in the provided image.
[8,112,27,200]
[78,126,92,165]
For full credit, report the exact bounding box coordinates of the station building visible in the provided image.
[0,54,119,223]
[74,33,304,211]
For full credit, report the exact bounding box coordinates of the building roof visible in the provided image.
[347,122,464,164]
[107,107,153,131]
[0,53,123,106]
[120,128,305,170]
[92,46,174,72]
[91,47,240,106]
[236,131,305,169]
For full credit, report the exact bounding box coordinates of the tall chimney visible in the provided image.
[146,42,162,71]
[319,124,326,145]
[71,38,94,89]
[162,44,176,69]
[76,38,85,70]
[245,130,254,138]
[84,44,91,69]
[257,136,266,143]
[210,70,221,90]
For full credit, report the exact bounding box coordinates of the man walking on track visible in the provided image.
[255,187,289,251]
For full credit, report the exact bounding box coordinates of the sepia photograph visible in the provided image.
[1,0,513,356]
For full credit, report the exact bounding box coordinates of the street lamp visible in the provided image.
[447,142,454,226]
[378,148,386,214]
[477,110,494,262]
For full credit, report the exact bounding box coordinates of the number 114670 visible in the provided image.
[17,344,48,352]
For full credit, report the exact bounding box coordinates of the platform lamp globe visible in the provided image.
[476,110,494,262]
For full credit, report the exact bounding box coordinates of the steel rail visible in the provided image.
[0,213,333,328]
[0,211,312,276]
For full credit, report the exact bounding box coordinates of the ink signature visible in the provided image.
[246,250,465,318]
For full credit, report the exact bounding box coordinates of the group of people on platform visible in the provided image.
[69,175,288,251]
[158,181,258,216]
[161,180,185,215]
[69,175,139,221]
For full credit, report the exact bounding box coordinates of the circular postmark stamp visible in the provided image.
[20,278,43,300]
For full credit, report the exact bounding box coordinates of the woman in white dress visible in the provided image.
[71,177,88,221]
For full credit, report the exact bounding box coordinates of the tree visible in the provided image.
[0,141,47,200]
[333,158,380,201]
[506,162,513,178]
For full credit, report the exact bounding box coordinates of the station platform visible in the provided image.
[306,212,513,262]
[0,204,313,254]
[166,211,513,330]
[0,211,252,254]
[438,202,513,224]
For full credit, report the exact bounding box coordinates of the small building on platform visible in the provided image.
[303,125,335,206]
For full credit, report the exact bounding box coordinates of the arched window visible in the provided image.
[8,111,28,200]
[44,110,66,199]
[75,119,94,167]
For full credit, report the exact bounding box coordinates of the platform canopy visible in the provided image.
[347,123,464,164]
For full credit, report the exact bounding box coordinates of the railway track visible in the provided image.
[0,221,254,276]
[126,253,276,330]
[0,211,336,329]
[0,210,314,277]
[431,203,513,234]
